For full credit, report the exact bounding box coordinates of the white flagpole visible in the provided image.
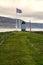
[17,13,20,31]
[18,13,21,31]
[16,8,22,31]
[16,11,17,31]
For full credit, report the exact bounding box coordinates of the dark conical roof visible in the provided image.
[22,21,26,24]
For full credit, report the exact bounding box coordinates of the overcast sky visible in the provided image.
[0,0,43,23]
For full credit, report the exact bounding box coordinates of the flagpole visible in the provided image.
[18,14,21,31]
[16,8,22,31]
[16,11,17,31]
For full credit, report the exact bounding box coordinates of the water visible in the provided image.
[0,22,43,32]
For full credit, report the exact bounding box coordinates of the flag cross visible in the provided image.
[16,8,22,13]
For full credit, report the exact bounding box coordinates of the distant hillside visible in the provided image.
[0,16,22,28]
[0,16,22,23]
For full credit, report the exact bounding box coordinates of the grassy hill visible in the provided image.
[0,32,43,65]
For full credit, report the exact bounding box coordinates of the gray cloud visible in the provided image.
[33,12,43,20]
[0,7,16,17]
[22,12,43,20]
[0,6,43,20]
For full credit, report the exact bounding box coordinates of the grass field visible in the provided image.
[0,32,43,65]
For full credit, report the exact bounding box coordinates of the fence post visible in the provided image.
[29,20,31,32]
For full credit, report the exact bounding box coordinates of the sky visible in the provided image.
[0,0,43,23]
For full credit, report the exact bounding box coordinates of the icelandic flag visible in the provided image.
[16,8,22,13]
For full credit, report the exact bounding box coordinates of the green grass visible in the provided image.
[0,32,43,65]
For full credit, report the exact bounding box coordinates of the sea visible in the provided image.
[0,22,43,32]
